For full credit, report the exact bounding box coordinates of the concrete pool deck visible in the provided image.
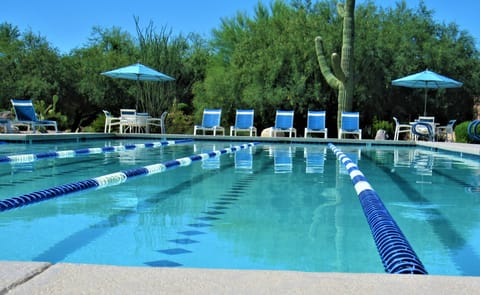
[1,261,480,294]
[1,133,479,293]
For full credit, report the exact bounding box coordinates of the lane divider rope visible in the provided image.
[328,143,428,274]
[0,139,194,164]
[0,142,259,212]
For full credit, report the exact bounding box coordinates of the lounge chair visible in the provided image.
[193,109,225,136]
[304,110,327,138]
[338,111,361,139]
[272,110,296,138]
[436,119,456,142]
[10,99,58,133]
[103,110,121,133]
[393,116,411,140]
[230,109,257,136]
[146,111,168,134]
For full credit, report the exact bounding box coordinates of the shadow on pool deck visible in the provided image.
[1,261,480,294]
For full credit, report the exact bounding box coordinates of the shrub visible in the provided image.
[165,100,193,134]
[83,113,105,132]
[372,118,394,139]
[455,121,475,143]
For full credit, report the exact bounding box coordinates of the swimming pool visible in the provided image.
[0,139,479,276]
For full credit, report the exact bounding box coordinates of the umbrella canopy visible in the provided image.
[101,63,174,110]
[392,69,462,116]
[101,62,174,82]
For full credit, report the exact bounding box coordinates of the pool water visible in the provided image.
[0,140,479,276]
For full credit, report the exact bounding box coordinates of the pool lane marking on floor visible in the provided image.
[147,174,257,268]
[0,142,259,212]
[0,139,193,165]
[31,147,256,264]
[328,143,428,275]
[146,155,261,268]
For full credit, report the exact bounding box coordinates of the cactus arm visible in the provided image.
[314,36,341,89]
[337,2,345,17]
[331,53,345,82]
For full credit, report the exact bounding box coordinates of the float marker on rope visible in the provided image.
[0,139,193,164]
[328,143,427,275]
[0,142,258,212]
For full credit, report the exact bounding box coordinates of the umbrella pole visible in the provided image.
[424,88,428,116]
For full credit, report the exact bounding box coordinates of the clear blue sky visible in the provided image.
[2,0,479,54]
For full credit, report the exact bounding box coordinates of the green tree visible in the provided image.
[193,0,336,131]
[68,26,137,130]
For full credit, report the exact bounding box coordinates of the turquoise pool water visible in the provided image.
[0,140,479,276]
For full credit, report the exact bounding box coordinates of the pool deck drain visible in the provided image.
[1,261,479,294]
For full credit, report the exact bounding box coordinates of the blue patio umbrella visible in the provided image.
[392,69,462,116]
[101,63,174,110]
[0,52,5,57]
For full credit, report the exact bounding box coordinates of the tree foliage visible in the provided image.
[194,0,480,136]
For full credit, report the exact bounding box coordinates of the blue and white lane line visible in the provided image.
[328,143,428,275]
[0,142,259,212]
[0,139,193,164]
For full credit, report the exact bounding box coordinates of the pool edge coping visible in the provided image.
[1,261,479,294]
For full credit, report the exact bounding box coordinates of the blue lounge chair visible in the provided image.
[194,109,224,136]
[272,110,296,138]
[338,111,361,139]
[230,109,257,136]
[304,110,327,138]
[11,99,58,133]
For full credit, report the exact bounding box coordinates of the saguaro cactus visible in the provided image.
[315,0,355,130]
